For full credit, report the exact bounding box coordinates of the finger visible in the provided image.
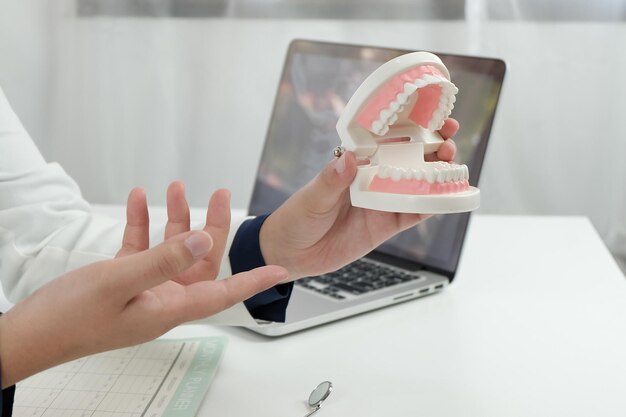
[202,189,231,276]
[117,188,149,257]
[110,230,213,296]
[179,265,289,321]
[438,118,459,139]
[165,181,190,240]
[396,212,430,230]
[425,138,456,162]
[298,151,357,215]
[173,189,232,286]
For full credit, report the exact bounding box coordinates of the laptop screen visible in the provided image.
[249,40,505,278]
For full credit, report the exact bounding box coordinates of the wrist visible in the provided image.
[259,213,299,279]
[0,300,82,387]
[258,214,276,265]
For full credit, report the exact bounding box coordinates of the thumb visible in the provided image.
[301,151,357,214]
[111,230,213,295]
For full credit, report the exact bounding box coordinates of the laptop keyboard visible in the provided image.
[295,258,423,301]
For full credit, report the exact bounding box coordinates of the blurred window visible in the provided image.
[77,0,465,19]
[77,0,626,20]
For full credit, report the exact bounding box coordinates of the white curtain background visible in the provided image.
[1,0,625,272]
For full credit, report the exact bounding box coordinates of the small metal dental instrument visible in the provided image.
[302,381,333,417]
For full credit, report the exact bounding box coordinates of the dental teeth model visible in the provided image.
[336,51,480,214]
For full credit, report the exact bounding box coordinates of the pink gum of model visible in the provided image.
[369,177,469,195]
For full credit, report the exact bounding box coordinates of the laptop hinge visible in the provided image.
[365,250,424,272]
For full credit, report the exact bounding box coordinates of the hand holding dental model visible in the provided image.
[336,51,479,213]
[259,118,458,280]
[259,53,464,280]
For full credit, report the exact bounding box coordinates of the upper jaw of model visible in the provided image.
[336,52,470,197]
[357,64,457,138]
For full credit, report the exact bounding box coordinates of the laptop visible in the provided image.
[247,40,506,336]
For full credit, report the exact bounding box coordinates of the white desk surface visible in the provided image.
[156,214,626,417]
[3,211,624,415]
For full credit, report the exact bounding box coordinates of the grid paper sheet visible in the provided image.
[13,336,227,417]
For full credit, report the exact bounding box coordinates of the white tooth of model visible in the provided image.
[390,167,402,181]
[404,83,418,94]
[380,109,392,123]
[396,92,409,105]
[453,166,461,181]
[413,78,427,88]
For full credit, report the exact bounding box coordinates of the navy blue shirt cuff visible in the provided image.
[229,214,293,322]
[1,384,14,417]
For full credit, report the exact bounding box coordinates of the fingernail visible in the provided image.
[334,153,346,174]
[184,232,211,259]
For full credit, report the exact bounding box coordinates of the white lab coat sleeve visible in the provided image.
[0,86,258,326]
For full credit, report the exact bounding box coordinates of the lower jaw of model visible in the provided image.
[368,139,469,196]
